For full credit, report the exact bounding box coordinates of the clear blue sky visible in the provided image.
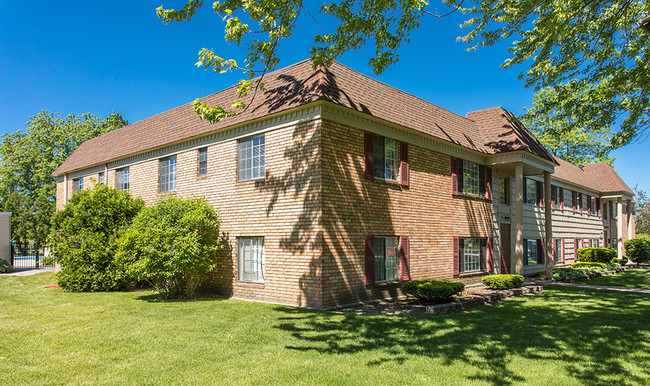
[1,1,647,193]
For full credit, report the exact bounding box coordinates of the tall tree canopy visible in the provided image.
[0,110,127,248]
[634,185,650,235]
[157,0,649,157]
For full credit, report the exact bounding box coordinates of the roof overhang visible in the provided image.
[487,151,556,174]
[600,192,635,201]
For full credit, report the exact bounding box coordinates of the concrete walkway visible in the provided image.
[3,267,54,276]
[526,279,650,294]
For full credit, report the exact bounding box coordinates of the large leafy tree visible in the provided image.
[0,110,127,248]
[634,185,650,235]
[157,0,649,154]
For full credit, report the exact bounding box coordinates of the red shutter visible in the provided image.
[572,191,576,213]
[559,187,564,210]
[562,239,566,263]
[364,236,375,285]
[587,195,591,215]
[364,132,374,180]
[451,158,458,195]
[537,181,544,207]
[589,239,593,248]
[453,237,460,275]
[551,185,556,209]
[399,142,409,187]
[486,167,493,200]
[487,237,494,272]
[400,236,410,281]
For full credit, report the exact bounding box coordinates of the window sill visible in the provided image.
[238,177,266,184]
[367,280,400,288]
[197,175,208,180]
[237,281,265,288]
[456,271,488,278]
[453,193,490,202]
[370,177,405,188]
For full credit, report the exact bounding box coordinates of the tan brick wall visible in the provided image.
[319,119,492,308]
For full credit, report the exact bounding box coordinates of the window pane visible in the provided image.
[239,135,264,181]
[373,135,385,179]
[525,179,537,204]
[526,240,538,265]
[374,237,386,282]
[198,148,208,176]
[238,237,264,283]
[462,238,481,272]
[385,236,399,281]
[384,139,398,180]
[124,167,130,190]
[463,161,479,195]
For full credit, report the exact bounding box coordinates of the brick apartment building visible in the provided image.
[53,60,636,309]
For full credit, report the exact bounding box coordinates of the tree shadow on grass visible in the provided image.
[135,293,228,303]
[273,287,650,385]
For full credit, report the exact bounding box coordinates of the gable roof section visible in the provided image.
[54,60,556,176]
[551,157,633,195]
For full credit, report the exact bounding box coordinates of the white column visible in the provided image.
[544,171,553,279]
[515,163,524,275]
[627,200,634,240]
[617,197,624,258]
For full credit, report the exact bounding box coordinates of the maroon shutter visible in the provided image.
[572,191,576,213]
[399,142,409,187]
[562,239,566,263]
[453,237,460,275]
[589,239,593,248]
[597,198,601,216]
[364,132,374,180]
[451,158,458,195]
[537,181,544,206]
[364,236,375,285]
[486,167,493,200]
[559,187,564,210]
[551,185,556,209]
[487,237,494,272]
[587,195,591,215]
[400,236,410,281]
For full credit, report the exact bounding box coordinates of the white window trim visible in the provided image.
[373,136,399,182]
[237,237,265,284]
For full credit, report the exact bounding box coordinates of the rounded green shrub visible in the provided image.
[0,259,14,273]
[571,262,606,269]
[624,238,650,263]
[619,257,629,265]
[401,279,465,303]
[577,248,617,263]
[553,268,590,281]
[48,184,144,291]
[481,274,524,290]
[116,196,223,298]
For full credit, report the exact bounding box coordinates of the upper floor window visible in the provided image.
[373,135,399,181]
[524,178,538,205]
[238,134,265,181]
[197,148,208,177]
[73,178,83,193]
[456,159,487,197]
[460,238,486,273]
[98,172,105,185]
[159,156,177,194]
[116,167,130,191]
[374,236,399,282]
[499,177,511,205]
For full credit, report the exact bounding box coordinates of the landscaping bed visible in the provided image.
[337,284,543,315]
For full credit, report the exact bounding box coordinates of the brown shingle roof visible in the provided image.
[552,157,633,195]
[53,60,556,176]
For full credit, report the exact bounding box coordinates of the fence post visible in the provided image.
[35,249,39,269]
[10,244,14,267]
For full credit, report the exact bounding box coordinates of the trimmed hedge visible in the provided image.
[624,238,650,263]
[481,274,524,290]
[571,262,606,269]
[553,268,590,281]
[577,248,617,263]
[0,259,14,273]
[402,279,465,304]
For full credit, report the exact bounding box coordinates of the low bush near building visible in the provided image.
[624,238,650,263]
[577,248,617,263]
[402,279,465,304]
[481,274,524,290]
[116,196,222,299]
[619,257,629,265]
[48,185,144,291]
[605,262,622,270]
[571,262,606,270]
[553,268,591,281]
[0,259,14,273]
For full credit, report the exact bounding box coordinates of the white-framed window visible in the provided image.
[159,156,177,194]
[373,135,399,181]
[524,239,542,265]
[462,161,480,196]
[73,178,83,193]
[499,177,510,205]
[116,167,130,191]
[460,238,486,273]
[524,178,538,205]
[238,134,265,181]
[198,147,208,177]
[238,237,265,283]
[374,236,399,282]
[98,172,105,185]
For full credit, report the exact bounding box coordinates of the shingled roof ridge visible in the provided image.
[326,61,475,123]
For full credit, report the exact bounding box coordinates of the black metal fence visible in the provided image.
[11,247,54,270]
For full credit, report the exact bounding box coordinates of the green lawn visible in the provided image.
[1,274,650,385]
[585,268,650,290]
